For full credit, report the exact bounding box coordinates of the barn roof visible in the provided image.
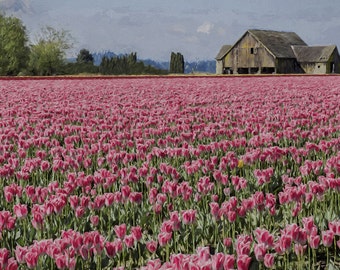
[248,29,307,58]
[215,45,232,60]
[292,45,337,62]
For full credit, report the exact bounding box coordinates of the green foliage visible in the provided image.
[0,13,167,76]
[77,48,94,64]
[63,48,98,75]
[64,62,99,75]
[0,13,30,75]
[28,26,73,75]
[99,52,168,75]
[170,52,184,74]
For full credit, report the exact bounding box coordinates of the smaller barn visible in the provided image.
[216,29,340,74]
[292,45,340,74]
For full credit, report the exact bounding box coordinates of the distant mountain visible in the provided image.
[72,51,216,74]
[184,60,216,74]
[141,59,169,71]
[141,58,216,74]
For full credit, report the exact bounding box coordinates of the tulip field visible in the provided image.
[0,75,340,269]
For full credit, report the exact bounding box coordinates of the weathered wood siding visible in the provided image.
[329,48,340,73]
[299,63,327,74]
[216,60,223,74]
[223,32,276,74]
[276,59,303,74]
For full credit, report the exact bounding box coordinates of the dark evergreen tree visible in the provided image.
[98,52,167,75]
[76,49,94,64]
[170,52,184,73]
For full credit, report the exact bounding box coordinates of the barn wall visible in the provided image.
[277,59,304,74]
[216,60,223,74]
[299,63,327,74]
[328,49,340,73]
[223,32,276,74]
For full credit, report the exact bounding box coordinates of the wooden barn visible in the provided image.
[216,29,340,74]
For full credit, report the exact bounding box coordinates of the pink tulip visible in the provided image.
[79,245,90,260]
[40,160,50,171]
[263,253,274,268]
[236,235,252,256]
[211,253,225,270]
[254,243,267,261]
[328,221,340,235]
[104,242,116,258]
[223,254,235,269]
[129,191,143,204]
[25,251,39,269]
[223,237,233,248]
[69,195,79,209]
[13,204,28,219]
[278,234,292,253]
[0,248,10,269]
[158,231,172,247]
[302,216,316,234]
[227,211,237,223]
[181,209,197,225]
[237,255,252,270]
[5,257,18,270]
[146,240,158,253]
[124,234,135,248]
[170,211,181,231]
[254,228,274,248]
[197,246,210,262]
[15,245,28,264]
[31,212,43,230]
[113,239,123,254]
[294,243,306,257]
[4,187,14,203]
[209,202,220,219]
[322,230,334,247]
[75,206,85,218]
[55,254,67,269]
[90,215,99,227]
[71,234,83,251]
[131,226,143,242]
[114,224,127,239]
[308,234,320,249]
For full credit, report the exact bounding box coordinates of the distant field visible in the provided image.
[0,76,339,269]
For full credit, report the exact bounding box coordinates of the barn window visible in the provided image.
[318,65,320,68]
[250,48,257,54]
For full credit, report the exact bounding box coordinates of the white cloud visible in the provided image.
[197,21,214,34]
[170,24,187,34]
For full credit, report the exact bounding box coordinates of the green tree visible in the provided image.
[170,52,184,74]
[63,48,98,74]
[28,26,73,75]
[0,13,30,75]
[99,52,167,75]
[76,48,94,64]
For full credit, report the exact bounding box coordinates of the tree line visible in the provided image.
[0,13,185,76]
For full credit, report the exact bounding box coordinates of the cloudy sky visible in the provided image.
[1,0,340,61]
